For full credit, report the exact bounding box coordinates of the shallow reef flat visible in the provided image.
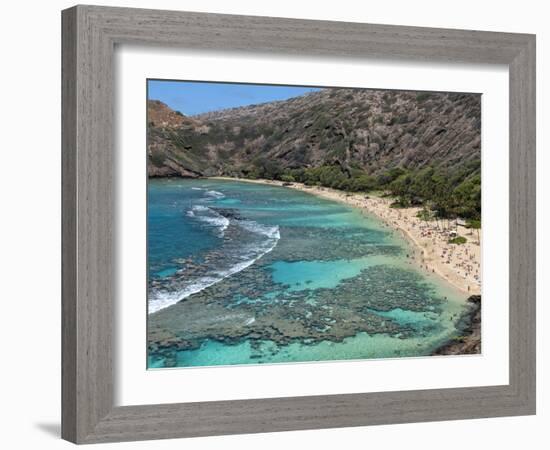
[147,179,474,368]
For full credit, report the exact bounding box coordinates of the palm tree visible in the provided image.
[467,219,481,244]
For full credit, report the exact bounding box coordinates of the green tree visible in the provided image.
[280,174,295,183]
[466,219,481,244]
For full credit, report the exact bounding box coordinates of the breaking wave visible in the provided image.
[186,205,229,237]
[148,208,280,314]
[205,190,225,199]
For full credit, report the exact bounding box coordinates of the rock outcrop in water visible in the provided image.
[432,295,481,355]
[147,89,481,179]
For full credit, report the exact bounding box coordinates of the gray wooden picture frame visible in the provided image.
[61,4,536,444]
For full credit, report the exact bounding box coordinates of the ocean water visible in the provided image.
[147,178,468,368]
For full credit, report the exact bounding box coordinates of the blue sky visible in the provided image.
[147,80,320,116]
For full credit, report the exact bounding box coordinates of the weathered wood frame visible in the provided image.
[62,5,536,444]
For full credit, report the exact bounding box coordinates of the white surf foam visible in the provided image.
[148,218,280,314]
[187,205,229,237]
[239,220,281,240]
[205,190,225,199]
[148,276,221,313]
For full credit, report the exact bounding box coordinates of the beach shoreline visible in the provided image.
[210,176,481,297]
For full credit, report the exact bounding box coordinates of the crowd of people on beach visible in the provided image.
[355,195,482,295]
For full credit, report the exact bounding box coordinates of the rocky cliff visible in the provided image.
[147,88,481,179]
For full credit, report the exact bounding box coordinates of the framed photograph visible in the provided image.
[62,5,536,444]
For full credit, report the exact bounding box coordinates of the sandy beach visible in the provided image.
[211,177,481,296]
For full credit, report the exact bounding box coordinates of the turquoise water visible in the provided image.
[147,179,468,368]
[270,256,401,291]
